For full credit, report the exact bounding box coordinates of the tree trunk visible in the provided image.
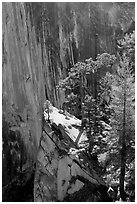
[75,129,84,146]
[94,32,98,99]
[89,32,98,153]
[80,72,84,119]
[120,90,126,201]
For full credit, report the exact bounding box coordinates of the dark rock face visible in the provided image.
[2,165,35,202]
[2,2,134,200]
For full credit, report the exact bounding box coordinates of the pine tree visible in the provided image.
[58,53,116,153]
[109,54,135,201]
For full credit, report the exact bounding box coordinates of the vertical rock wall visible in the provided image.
[2,2,75,186]
[3,2,44,185]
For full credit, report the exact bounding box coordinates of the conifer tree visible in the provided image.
[58,53,116,153]
[109,54,135,201]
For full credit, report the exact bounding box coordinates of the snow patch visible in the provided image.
[44,106,87,145]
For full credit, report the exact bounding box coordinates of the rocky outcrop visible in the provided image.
[34,104,111,201]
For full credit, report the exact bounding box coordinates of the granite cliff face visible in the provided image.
[2,2,134,194]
